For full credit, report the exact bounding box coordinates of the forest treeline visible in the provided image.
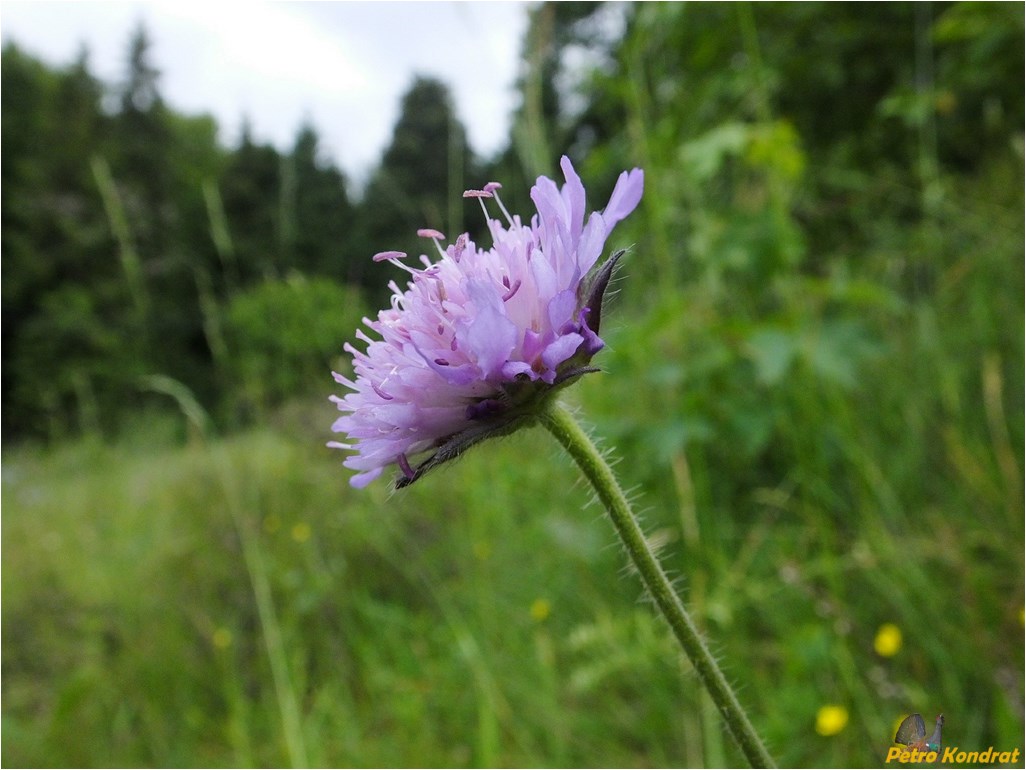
[2,2,1022,442]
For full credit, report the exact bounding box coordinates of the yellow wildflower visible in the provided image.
[874,623,903,657]
[291,522,312,543]
[530,598,551,622]
[816,704,849,736]
[212,628,233,649]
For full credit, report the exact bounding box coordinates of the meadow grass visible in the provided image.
[2,404,701,767]
[3,93,1024,770]
[3,254,1022,768]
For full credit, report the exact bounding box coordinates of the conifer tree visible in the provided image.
[356,76,477,299]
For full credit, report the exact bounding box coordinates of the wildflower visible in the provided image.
[291,522,312,543]
[212,628,233,649]
[874,622,903,657]
[815,704,849,736]
[330,156,643,487]
[530,598,552,622]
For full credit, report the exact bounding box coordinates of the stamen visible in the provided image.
[371,382,394,401]
[450,233,467,263]
[434,358,450,366]
[373,251,419,277]
[417,253,443,275]
[397,453,415,480]
[463,188,495,223]
[417,228,448,259]
[485,182,515,225]
[501,279,522,302]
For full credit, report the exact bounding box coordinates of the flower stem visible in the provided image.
[538,400,775,769]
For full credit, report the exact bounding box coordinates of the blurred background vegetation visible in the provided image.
[2,2,1023,767]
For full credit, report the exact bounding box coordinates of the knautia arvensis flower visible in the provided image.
[329,156,643,488]
[327,157,775,768]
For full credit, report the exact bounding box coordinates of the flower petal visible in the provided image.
[459,278,517,380]
[331,158,643,487]
[602,168,644,236]
[559,155,586,244]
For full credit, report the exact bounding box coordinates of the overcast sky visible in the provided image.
[0,0,532,182]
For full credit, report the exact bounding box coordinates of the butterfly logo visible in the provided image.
[894,713,944,752]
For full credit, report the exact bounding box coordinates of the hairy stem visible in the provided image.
[539,400,775,768]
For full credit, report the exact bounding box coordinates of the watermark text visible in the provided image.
[886,746,1021,764]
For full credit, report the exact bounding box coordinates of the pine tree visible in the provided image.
[356,76,477,299]
[284,122,356,279]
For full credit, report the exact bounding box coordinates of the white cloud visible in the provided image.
[0,0,531,179]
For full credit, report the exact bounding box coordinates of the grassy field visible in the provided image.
[3,211,1023,767]
[3,21,1024,762]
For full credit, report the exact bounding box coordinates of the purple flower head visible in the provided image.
[330,156,644,488]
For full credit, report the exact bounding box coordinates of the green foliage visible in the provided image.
[357,76,482,304]
[2,30,363,440]
[2,3,1023,768]
[1,43,116,437]
[222,275,367,417]
[286,123,357,280]
[219,124,284,284]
